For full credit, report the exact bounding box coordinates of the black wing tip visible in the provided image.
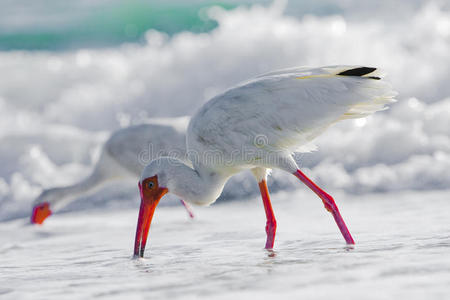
[337,67,380,79]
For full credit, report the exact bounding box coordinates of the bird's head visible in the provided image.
[30,191,54,225]
[134,158,176,257]
[134,157,204,257]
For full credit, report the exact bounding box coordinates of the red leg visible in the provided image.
[258,179,277,249]
[180,199,195,219]
[293,169,355,244]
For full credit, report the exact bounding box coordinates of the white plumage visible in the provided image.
[188,65,395,167]
[144,66,395,205]
[30,118,192,224]
[135,65,397,257]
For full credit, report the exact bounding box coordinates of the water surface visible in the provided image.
[1,189,449,299]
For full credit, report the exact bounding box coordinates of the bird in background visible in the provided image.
[135,66,397,257]
[30,118,195,225]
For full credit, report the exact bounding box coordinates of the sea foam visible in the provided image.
[0,0,449,220]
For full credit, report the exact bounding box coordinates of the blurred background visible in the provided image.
[0,0,449,221]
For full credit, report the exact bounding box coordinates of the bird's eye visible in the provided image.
[147,181,154,189]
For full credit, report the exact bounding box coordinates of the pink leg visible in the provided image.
[293,169,355,244]
[258,179,277,249]
[180,199,195,219]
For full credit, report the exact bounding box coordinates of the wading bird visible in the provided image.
[134,66,396,257]
[31,119,195,224]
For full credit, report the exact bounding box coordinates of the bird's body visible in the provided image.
[189,66,391,171]
[144,66,394,206]
[30,118,193,224]
[135,65,396,257]
[104,119,188,177]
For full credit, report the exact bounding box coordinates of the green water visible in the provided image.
[0,0,352,51]
[0,0,423,51]
[0,1,237,51]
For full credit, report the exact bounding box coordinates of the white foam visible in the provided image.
[1,1,449,220]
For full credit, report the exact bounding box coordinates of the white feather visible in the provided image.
[140,66,396,206]
[187,65,397,174]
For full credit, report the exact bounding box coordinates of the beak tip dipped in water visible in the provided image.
[134,179,166,258]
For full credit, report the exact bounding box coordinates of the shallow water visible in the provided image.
[1,1,449,298]
[1,189,449,299]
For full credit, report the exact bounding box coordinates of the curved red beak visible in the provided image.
[134,181,167,258]
[31,202,52,225]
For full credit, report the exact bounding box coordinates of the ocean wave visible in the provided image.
[0,0,449,220]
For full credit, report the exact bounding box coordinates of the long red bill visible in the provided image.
[31,202,52,224]
[134,182,161,258]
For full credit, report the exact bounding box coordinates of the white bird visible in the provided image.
[135,66,396,257]
[30,118,195,224]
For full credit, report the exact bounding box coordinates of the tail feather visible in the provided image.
[337,67,378,79]
[338,72,397,120]
[285,65,397,121]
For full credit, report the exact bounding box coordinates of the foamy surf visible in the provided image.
[0,0,449,219]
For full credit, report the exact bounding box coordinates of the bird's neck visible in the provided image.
[36,169,107,210]
[167,161,229,206]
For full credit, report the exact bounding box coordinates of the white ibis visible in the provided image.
[30,119,195,224]
[134,66,396,257]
